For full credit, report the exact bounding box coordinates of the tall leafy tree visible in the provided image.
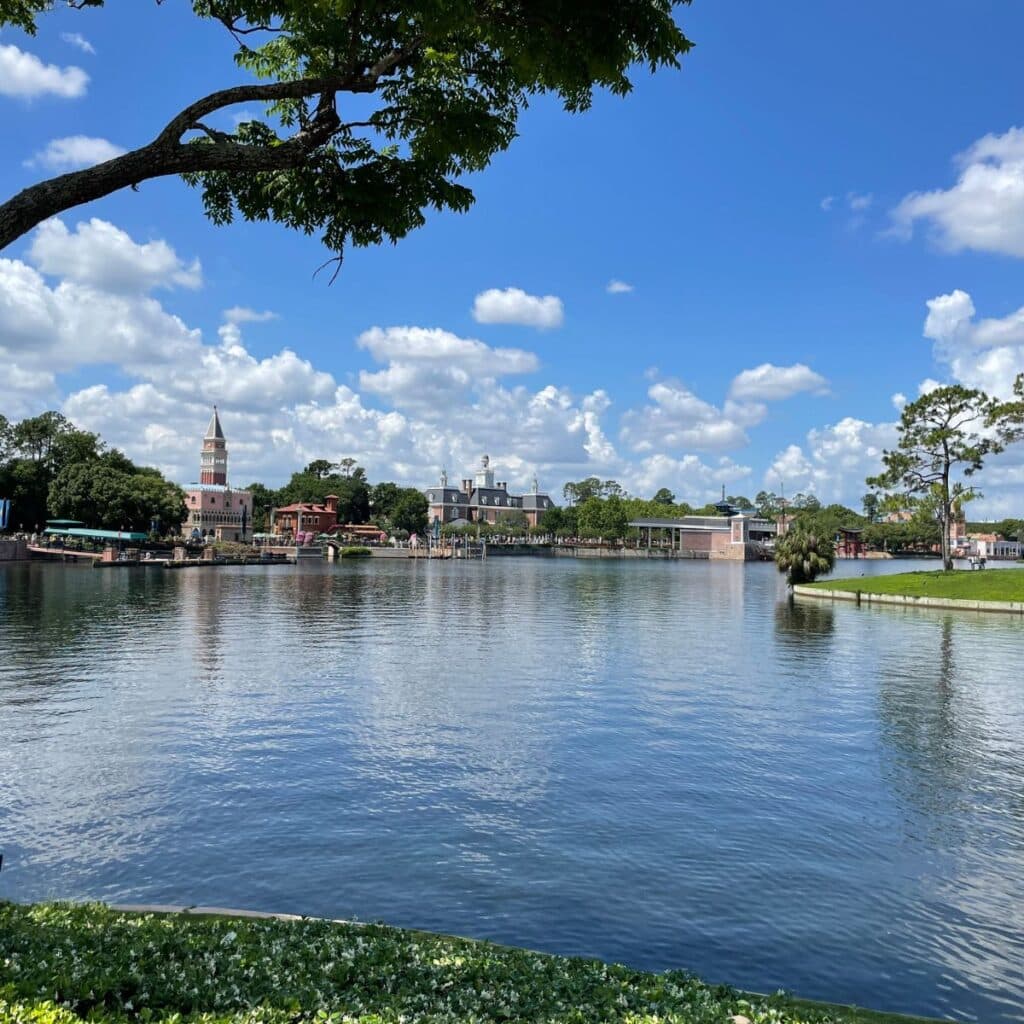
[0,413,103,529]
[390,488,428,535]
[789,492,821,511]
[537,506,565,533]
[651,487,676,505]
[867,385,1001,570]
[278,464,370,522]
[563,477,624,505]
[245,481,281,531]
[754,490,785,518]
[48,455,187,532]
[370,481,402,523]
[989,372,1024,445]
[0,414,11,463]
[563,477,600,505]
[576,494,628,540]
[0,2,692,260]
[304,459,335,479]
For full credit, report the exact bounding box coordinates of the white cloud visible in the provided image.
[26,135,125,170]
[0,223,622,493]
[356,324,538,411]
[847,191,873,212]
[9,218,1022,515]
[223,306,279,324]
[621,380,751,454]
[61,33,95,56]
[892,127,1024,257]
[723,399,769,427]
[820,196,835,212]
[922,288,1024,398]
[0,229,620,492]
[728,362,830,402]
[358,324,537,371]
[606,279,634,294]
[743,285,1024,514]
[0,43,88,98]
[766,417,899,503]
[765,288,1024,514]
[28,218,202,293]
[624,453,752,502]
[0,256,200,374]
[472,287,564,328]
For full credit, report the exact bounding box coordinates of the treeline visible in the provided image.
[966,519,1024,541]
[247,459,428,536]
[0,412,186,533]
[786,504,1023,552]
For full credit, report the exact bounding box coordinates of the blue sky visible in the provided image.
[2,1,1024,513]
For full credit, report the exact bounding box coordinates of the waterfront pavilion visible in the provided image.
[628,514,777,561]
[43,527,149,545]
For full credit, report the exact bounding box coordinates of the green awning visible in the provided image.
[43,527,149,541]
[45,519,85,526]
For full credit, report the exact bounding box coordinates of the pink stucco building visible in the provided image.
[182,408,252,542]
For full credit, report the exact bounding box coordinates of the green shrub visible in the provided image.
[0,902,917,1024]
[211,540,253,559]
[339,546,372,557]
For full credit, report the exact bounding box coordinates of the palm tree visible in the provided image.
[775,529,836,588]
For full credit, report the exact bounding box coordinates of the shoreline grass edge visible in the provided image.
[0,901,949,1024]
[796,568,1024,614]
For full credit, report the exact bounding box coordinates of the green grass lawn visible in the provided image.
[0,902,946,1024]
[805,568,1024,602]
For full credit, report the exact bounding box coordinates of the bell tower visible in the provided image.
[200,407,228,485]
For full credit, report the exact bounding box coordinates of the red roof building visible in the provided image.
[271,496,339,536]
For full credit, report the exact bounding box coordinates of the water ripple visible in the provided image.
[1,558,1023,1022]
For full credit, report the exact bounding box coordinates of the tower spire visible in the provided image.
[200,407,228,485]
[205,406,225,441]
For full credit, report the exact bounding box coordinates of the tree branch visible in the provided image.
[0,38,424,252]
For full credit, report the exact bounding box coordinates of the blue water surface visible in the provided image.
[1,557,1022,1022]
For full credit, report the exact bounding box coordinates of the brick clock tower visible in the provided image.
[199,407,228,485]
[182,408,252,542]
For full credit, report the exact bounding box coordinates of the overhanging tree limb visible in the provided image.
[0,43,424,250]
[0,1,693,264]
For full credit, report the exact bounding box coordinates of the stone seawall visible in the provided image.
[794,584,1024,615]
[0,539,29,561]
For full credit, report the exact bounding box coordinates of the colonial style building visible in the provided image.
[182,409,253,542]
[424,455,555,527]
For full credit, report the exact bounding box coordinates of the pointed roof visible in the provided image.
[205,406,225,440]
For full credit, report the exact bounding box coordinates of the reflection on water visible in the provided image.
[1,558,1023,1022]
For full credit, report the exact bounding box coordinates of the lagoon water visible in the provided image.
[1,557,1023,1022]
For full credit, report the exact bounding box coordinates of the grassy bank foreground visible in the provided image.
[0,903,944,1024]
[807,568,1024,602]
